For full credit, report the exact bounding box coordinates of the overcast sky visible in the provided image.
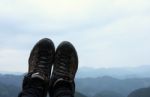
[0,0,150,72]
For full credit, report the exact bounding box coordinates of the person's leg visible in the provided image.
[18,38,55,97]
[49,41,78,97]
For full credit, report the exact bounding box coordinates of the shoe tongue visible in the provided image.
[31,72,44,80]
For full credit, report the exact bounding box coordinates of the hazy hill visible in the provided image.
[0,81,86,97]
[76,76,150,97]
[93,90,124,97]
[1,65,150,79]
[0,74,23,87]
[0,74,87,97]
[0,74,150,97]
[128,87,150,97]
[77,65,150,79]
[75,92,87,97]
[0,81,19,97]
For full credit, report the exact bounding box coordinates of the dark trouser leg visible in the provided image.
[50,80,75,97]
[18,73,47,97]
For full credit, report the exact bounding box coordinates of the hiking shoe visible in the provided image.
[19,38,55,97]
[28,38,55,80]
[50,41,78,97]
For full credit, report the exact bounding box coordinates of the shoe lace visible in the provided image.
[55,51,72,78]
[34,49,51,77]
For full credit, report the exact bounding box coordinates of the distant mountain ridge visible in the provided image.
[76,65,150,79]
[0,65,150,97]
[76,76,150,97]
[0,74,150,97]
[128,87,150,97]
[1,65,150,79]
[0,71,23,75]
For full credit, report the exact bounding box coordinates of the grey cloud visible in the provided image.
[0,0,150,72]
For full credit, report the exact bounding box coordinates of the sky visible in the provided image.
[0,0,150,72]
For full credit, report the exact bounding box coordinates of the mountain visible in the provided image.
[75,76,150,97]
[75,92,87,97]
[0,83,86,97]
[1,65,150,79]
[93,90,124,97]
[128,87,150,97]
[0,81,19,97]
[0,74,87,97]
[76,65,150,79]
[0,74,23,87]
[0,71,23,75]
[0,74,150,97]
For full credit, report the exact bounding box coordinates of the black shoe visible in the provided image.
[49,41,78,97]
[28,38,55,80]
[19,38,55,97]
